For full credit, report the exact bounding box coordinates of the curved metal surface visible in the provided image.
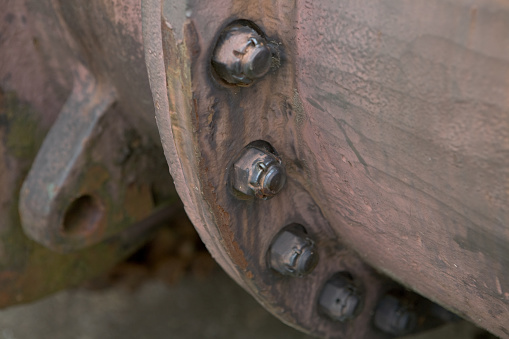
[1,0,507,337]
[142,0,509,338]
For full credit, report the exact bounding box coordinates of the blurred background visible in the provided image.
[0,210,498,339]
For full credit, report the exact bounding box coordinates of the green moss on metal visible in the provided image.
[0,90,45,160]
[0,89,146,308]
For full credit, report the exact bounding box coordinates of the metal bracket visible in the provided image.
[19,64,154,252]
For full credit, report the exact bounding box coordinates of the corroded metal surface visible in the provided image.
[0,0,176,306]
[142,0,509,338]
[1,0,508,337]
[19,63,157,252]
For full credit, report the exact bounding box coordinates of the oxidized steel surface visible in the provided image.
[142,0,509,338]
[294,1,509,336]
[19,63,157,252]
[1,0,508,337]
[0,0,176,306]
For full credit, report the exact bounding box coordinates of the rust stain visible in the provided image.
[205,180,249,271]
[79,165,110,192]
[124,183,153,220]
[193,97,199,132]
[468,7,477,47]
[183,19,201,59]
[162,17,249,273]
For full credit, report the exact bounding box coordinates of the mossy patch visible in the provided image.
[0,89,45,160]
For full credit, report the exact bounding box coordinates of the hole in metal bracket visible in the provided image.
[62,194,104,236]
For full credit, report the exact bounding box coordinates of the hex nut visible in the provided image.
[212,23,272,86]
[268,224,319,277]
[318,273,362,322]
[231,145,286,200]
[374,295,417,336]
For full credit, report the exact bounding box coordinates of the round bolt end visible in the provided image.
[243,42,272,79]
[318,273,362,322]
[212,23,272,86]
[374,295,417,336]
[296,243,319,274]
[231,143,286,200]
[268,225,318,277]
[258,163,286,199]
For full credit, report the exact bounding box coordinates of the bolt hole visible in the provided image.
[62,195,104,236]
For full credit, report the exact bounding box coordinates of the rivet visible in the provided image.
[267,224,319,277]
[318,273,362,322]
[231,143,286,200]
[212,23,272,86]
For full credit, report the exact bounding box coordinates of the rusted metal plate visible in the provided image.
[294,1,509,336]
[143,0,509,338]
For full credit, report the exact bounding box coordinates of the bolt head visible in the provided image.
[268,225,319,277]
[232,146,286,199]
[212,24,272,86]
[318,273,362,322]
[242,40,272,79]
[374,295,418,336]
